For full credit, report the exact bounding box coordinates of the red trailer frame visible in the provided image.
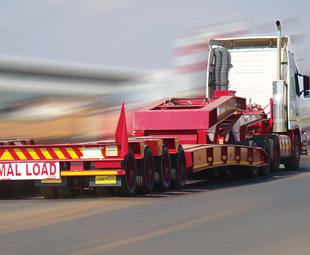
[0,94,269,198]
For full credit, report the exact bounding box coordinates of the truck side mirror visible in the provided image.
[303,75,310,98]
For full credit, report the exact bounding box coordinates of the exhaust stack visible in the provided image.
[276,20,282,80]
[272,20,286,132]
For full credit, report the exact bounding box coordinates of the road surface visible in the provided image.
[1,156,310,255]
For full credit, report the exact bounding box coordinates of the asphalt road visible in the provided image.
[1,157,310,255]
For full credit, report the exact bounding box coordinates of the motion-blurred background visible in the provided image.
[0,1,309,143]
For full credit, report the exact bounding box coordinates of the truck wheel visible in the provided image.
[40,186,60,199]
[96,187,114,197]
[136,146,155,194]
[171,145,187,189]
[268,135,280,172]
[253,135,271,176]
[57,178,79,198]
[155,145,171,191]
[284,135,301,171]
[114,149,137,197]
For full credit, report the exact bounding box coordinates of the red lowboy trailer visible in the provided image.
[0,96,269,198]
[0,20,308,198]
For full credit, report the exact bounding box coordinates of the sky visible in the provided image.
[0,0,309,71]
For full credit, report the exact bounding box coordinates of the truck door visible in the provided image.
[287,52,301,131]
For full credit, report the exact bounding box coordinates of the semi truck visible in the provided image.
[206,20,309,172]
[0,20,309,198]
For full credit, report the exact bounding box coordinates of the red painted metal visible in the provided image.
[134,95,246,145]
[132,93,269,174]
[95,161,122,169]
[115,102,129,158]
[213,90,236,97]
[183,144,268,174]
[70,162,84,171]
[0,92,270,189]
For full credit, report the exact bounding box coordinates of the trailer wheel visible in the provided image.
[57,178,79,198]
[268,135,280,172]
[230,141,245,178]
[114,149,137,196]
[171,145,187,190]
[96,187,114,197]
[0,181,19,197]
[230,166,245,178]
[136,146,155,194]
[253,135,271,176]
[155,145,171,191]
[11,181,24,194]
[216,167,229,178]
[40,186,60,199]
[284,135,301,171]
[244,140,259,177]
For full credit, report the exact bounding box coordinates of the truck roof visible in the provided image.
[209,36,289,49]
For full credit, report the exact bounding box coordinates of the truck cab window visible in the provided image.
[294,73,301,96]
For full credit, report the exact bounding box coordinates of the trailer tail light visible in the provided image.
[105,145,118,157]
[217,136,225,144]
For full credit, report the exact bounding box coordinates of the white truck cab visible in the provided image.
[206,35,310,134]
[206,21,310,170]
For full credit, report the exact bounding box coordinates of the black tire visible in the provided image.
[136,146,155,194]
[268,135,280,172]
[57,178,79,198]
[229,141,246,178]
[10,181,24,195]
[216,167,229,178]
[253,135,271,176]
[229,165,246,178]
[20,181,37,195]
[40,186,60,199]
[114,149,137,196]
[284,135,301,171]
[96,187,114,197]
[155,145,171,191]
[0,181,36,197]
[244,140,259,177]
[0,181,17,197]
[171,145,187,189]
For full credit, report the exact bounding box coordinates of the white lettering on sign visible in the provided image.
[0,162,60,180]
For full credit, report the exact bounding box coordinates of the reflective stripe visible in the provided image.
[65,148,79,159]
[27,148,40,160]
[0,150,14,160]
[13,149,27,160]
[61,171,119,176]
[40,148,53,159]
[52,148,66,159]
